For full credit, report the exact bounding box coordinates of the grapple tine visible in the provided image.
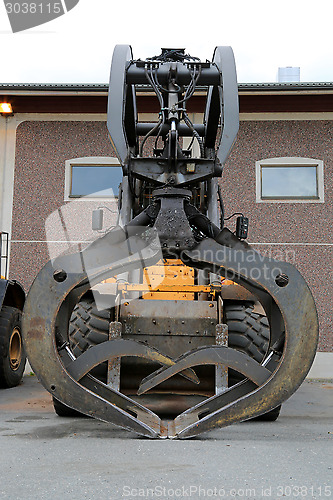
[66,338,200,384]
[137,346,271,395]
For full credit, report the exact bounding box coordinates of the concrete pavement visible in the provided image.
[0,376,332,500]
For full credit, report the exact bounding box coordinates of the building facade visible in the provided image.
[0,82,332,377]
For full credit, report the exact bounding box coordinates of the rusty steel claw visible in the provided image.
[174,234,319,438]
[22,230,164,438]
[22,224,318,439]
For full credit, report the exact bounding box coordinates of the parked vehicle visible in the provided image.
[0,232,26,388]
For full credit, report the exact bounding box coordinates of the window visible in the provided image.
[256,157,324,203]
[64,157,122,201]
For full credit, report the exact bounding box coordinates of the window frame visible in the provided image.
[255,157,324,203]
[64,157,122,201]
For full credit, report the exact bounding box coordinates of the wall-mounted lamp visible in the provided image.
[0,103,13,116]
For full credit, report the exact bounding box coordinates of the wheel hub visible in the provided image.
[9,327,22,371]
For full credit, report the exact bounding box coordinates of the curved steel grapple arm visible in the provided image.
[22,231,163,438]
[174,236,318,438]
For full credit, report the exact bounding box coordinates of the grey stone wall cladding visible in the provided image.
[10,120,333,351]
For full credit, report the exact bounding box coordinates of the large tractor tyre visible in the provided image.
[69,296,110,356]
[224,301,281,422]
[52,397,88,418]
[69,295,110,379]
[0,306,26,388]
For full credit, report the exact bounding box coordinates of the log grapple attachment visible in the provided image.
[22,46,319,438]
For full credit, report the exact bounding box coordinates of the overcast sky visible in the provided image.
[1,0,333,84]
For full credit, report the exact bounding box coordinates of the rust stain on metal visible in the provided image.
[27,318,46,340]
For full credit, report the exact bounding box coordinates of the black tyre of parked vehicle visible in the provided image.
[0,305,26,388]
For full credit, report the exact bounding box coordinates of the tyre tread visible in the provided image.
[0,305,26,388]
[225,301,281,422]
[68,297,110,353]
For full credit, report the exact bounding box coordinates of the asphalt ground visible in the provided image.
[0,377,332,500]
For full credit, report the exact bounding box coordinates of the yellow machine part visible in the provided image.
[102,260,234,300]
[143,260,195,300]
[101,260,198,299]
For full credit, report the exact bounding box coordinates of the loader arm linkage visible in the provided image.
[22,46,318,438]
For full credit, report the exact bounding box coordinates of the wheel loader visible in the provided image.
[22,46,318,438]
